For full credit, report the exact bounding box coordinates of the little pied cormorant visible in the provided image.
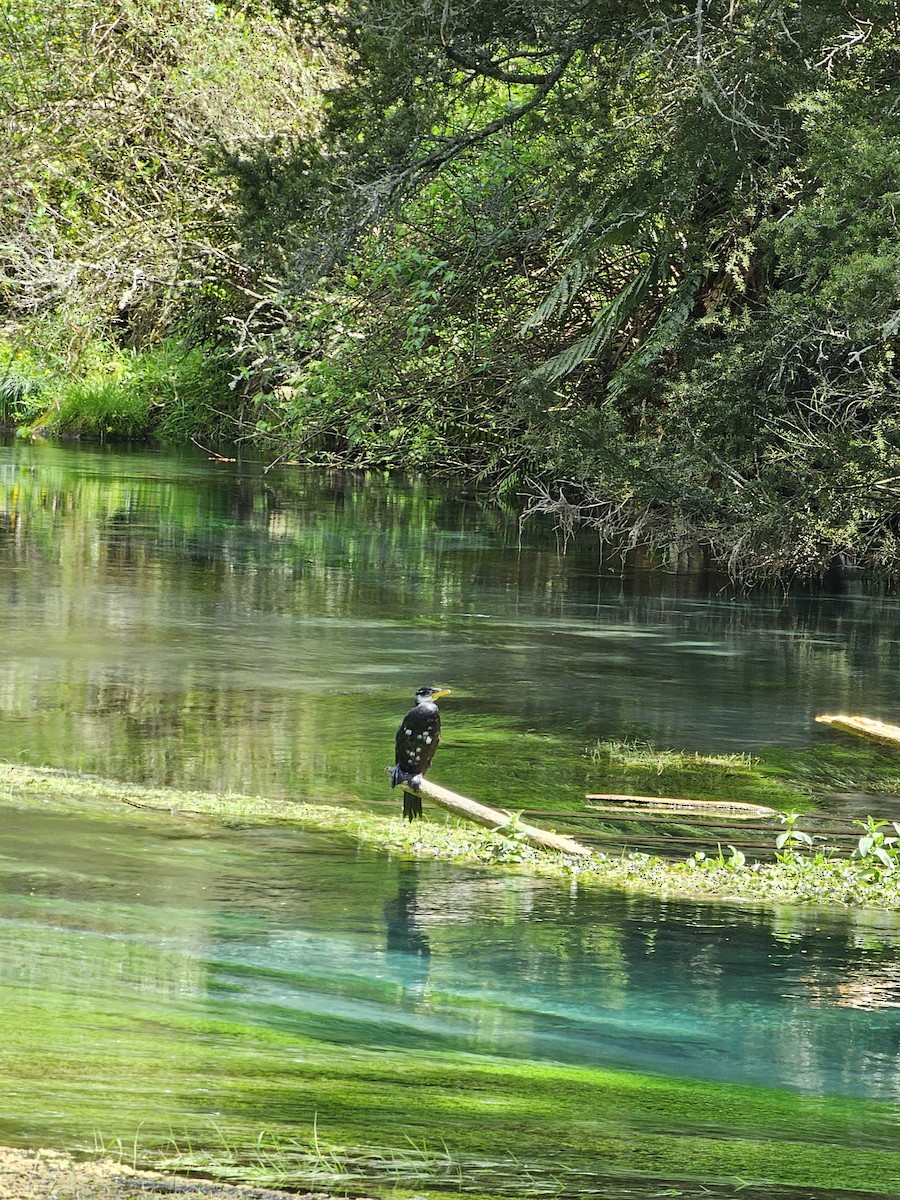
[390,686,451,820]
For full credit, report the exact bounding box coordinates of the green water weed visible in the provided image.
[4,762,900,909]
[852,816,900,875]
[589,739,807,811]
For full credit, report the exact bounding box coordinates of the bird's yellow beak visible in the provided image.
[432,688,452,700]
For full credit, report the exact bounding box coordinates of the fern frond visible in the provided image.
[531,261,660,383]
[607,273,700,398]
[520,260,586,332]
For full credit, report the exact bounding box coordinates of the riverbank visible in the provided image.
[0,1146,323,1200]
[3,761,900,910]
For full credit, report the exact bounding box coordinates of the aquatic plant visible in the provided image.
[589,739,808,811]
[4,762,900,911]
[852,816,900,874]
[489,812,534,863]
[774,811,816,857]
[114,1118,900,1199]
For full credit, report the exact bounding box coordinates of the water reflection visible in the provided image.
[384,862,432,1002]
[4,438,900,821]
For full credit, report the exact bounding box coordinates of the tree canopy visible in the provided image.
[2,0,899,581]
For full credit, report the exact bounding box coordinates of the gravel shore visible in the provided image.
[0,1146,332,1200]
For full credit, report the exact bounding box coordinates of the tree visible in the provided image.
[235,0,900,581]
[0,0,327,358]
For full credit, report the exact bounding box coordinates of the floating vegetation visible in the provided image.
[589,739,809,811]
[4,761,900,910]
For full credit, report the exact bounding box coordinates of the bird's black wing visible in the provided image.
[395,703,441,777]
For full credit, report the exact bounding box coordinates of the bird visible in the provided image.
[390,686,451,820]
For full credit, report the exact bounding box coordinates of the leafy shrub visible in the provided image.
[0,350,46,426]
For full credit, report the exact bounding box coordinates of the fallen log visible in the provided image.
[399,776,593,858]
[582,806,782,828]
[815,713,900,747]
[585,792,776,818]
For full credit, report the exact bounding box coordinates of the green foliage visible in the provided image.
[689,844,747,871]
[41,372,151,441]
[6,0,900,582]
[133,342,234,443]
[240,222,530,468]
[4,339,232,442]
[774,811,816,859]
[0,347,47,426]
[853,816,900,874]
[225,0,900,582]
[490,812,533,863]
[0,0,332,437]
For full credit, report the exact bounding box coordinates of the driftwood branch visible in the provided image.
[400,775,593,858]
[586,792,776,818]
[815,713,900,747]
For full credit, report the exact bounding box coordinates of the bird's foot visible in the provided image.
[391,766,424,791]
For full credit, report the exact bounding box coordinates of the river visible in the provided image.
[1,438,899,1198]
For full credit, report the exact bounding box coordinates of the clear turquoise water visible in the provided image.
[4,804,899,1106]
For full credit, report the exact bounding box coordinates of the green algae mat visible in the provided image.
[1,764,900,1199]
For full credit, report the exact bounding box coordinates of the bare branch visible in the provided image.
[381,46,576,205]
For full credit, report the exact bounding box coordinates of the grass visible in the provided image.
[0,338,233,442]
[589,739,809,811]
[39,371,152,438]
[0,347,47,427]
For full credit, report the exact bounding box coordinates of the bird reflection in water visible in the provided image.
[384,862,431,1003]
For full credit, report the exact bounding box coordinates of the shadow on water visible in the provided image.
[3,439,900,1196]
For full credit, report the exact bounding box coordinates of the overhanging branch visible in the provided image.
[380,45,575,206]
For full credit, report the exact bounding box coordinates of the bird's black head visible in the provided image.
[414,686,451,705]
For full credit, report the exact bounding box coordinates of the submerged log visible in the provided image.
[585,792,776,818]
[400,776,593,858]
[815,713,900,747]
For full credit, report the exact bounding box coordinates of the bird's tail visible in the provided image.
[402,790,423,821]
